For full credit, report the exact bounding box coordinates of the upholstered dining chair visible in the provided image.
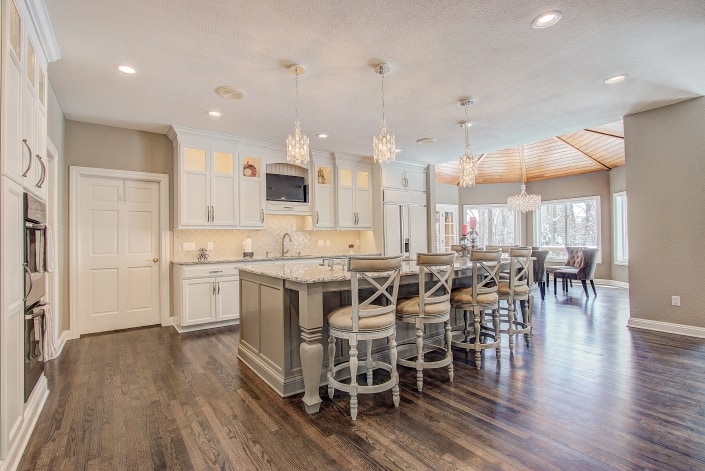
[498,247,533,352]
[396,253,455,392]
[531,249,549,300]
[450,248,502,369]
[327,255,402,420]
[553,248,599,298]
[544,246,581,293]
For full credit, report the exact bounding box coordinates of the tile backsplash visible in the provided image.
[172,215,375,261]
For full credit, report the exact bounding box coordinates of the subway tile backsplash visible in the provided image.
[172,215,369,262]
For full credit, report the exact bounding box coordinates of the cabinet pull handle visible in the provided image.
[22,139,33,177]
[211,205,215,222]
[316,211,319,224]
[217,282,220,294]
[209,270,223,274]
[36,155,46,188]
[260,209,265,223]
[212,282,216,295]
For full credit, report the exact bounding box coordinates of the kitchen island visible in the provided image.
[237,260,476,414]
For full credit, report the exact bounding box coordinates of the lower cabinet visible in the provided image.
[173,264,240,332]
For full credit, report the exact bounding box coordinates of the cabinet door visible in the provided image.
[2,44,24,184]
[1,177,25,454]
[337,166,355,228]
[216,276,240,321]
[383,205,402,256]
[355,169,372,228]
[314,185,334,228]
[381,167,405,189]
[32,106,48,200]
[181,146,210,226]
[404,169,426,192]
[182,278,216,325]
[239,155,265,227]
[408,205,429,259]
[21,76,35,189]
[211,150,237,226]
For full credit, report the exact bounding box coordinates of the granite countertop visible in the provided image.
[172,254,349,265]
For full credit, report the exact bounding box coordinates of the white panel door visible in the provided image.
[78,177,161,334]
[408,205,429,260]
[216,276,240,321]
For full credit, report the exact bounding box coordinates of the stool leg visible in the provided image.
[493,307,501,360]
[349,337,359,420]
[389,330,400,408]
[327,335,335,399]
[366,340,373,386]
[508,299,516,352]
[415,319,424,392]
[445,318,454,381]
[473,306,482,369]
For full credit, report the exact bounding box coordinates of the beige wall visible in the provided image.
[435,182,459,205]
[609,165,628,283]
[625,97,705,328]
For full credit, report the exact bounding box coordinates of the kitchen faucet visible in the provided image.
[281,233,292,257]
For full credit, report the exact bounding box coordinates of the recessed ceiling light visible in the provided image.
[604,74,627,85]
[416,137,436,144]
[531,10,563,29]
[208,111,222,117]
[395,148,402,153]
[215,85,247,100]
[116,64,137,74]
[459,122,472,128]
[316,133,328,139]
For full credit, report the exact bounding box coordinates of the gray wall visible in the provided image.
[61,120,173,332]
[625,97,705,328]
[435,183,459,205]
[609,165,628,283]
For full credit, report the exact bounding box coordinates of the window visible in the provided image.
[435,204,458,252]
[536,196,600,260]
[463,205,520,247]
[613,192,628,265]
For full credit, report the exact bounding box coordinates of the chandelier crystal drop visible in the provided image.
[458,99,478,188]
[372,64,396,164]
[286,65,310,165]
[507,145,541,212]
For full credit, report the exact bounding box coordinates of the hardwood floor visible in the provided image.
[19,286,705,470]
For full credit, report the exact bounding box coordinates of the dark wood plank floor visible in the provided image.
[19,286,705,470]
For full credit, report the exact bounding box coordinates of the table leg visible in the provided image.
[297,283,324,414]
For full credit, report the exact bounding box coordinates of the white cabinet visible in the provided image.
[336,159,372,229]
[168,127,240,229]
[381,163,427,192]
[238,144,266,228]
[173,264,240,332]
[1,176,26,459]
[311,152,335,229]
[383,202,428,260]
[2,0,48,200]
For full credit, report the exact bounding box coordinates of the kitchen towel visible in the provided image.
[45,224,55,273]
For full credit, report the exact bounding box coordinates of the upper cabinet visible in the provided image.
[169,127,241,229]
[238,143,267,228]
[336,157,372,229]
[2,0,48,200]
[381,162,427,193]
[311,151,335,229]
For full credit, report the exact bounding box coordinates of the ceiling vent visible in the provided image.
[215,86,247,100]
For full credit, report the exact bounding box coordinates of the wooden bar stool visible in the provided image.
[498,247,533,351]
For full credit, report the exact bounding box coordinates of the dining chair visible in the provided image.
[498,247,533,352]
[450,248,502,369]
[396,252,455,392]
[531,249,549,300]
[553,248,599,298]
[326,255,402,420]
[544,246,581,293]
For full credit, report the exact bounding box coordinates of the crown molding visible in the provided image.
[26,0,61,62]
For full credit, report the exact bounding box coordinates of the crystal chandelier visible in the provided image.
[507,145,541,212]
[458,99,478,187]
[286,64,310,165]
[372,64,396,164]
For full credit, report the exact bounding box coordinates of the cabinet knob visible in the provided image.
[153,257,159,263]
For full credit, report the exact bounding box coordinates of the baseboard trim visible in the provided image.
[594,279,629,288]
[627,318,705,338]
[55,329,71,356]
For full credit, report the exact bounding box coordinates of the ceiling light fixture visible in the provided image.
[531,10,563,29]
[416,137,437,144]
[507,145,541,212]
[208,111,222,117]
[604,74,627,85]
[372,63,396,164]
[215,85,247,100]
[285,64,310,165]
[458,99,478,188]
[316,133,328,139]
[116,64,137,74]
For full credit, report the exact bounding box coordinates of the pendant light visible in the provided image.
[507,145,541,212]
[286,64,310,165]
[458,99,478,188]
[372,63,396,164]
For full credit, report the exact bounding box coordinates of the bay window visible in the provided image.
[536,196,600,260]
[463,205,520,247]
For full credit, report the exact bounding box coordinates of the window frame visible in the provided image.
[462,203,523,247]
[613,191,628,265]
[533,195,602,262]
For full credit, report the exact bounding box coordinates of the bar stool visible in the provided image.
[327,255,402,420]
[450,249,502,369]
[498,247,532,352]
[396,253,455,392]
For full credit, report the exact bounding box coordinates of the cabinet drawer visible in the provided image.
[182,264,239,279]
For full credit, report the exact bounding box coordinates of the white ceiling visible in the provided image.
[45,0,705,165]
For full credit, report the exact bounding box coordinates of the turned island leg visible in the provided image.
[297,283,324,414]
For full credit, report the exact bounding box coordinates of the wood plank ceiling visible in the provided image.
[435,121,624,185]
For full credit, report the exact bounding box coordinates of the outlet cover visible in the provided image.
[325,240,330,247]
[671,296,680,306]
[317,240,324,247]
[183,242,196,251]
[207,242,213,250]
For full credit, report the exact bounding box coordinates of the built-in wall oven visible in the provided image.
[24,192,47,402]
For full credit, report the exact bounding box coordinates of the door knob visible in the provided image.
[153,257,159,263]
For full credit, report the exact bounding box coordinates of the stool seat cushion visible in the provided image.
[498,281,530,295]
[327,305,395,331]
[396,297,451,316]
[451,288,498,305]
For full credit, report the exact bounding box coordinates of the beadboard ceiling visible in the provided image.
[45,0,705,176]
